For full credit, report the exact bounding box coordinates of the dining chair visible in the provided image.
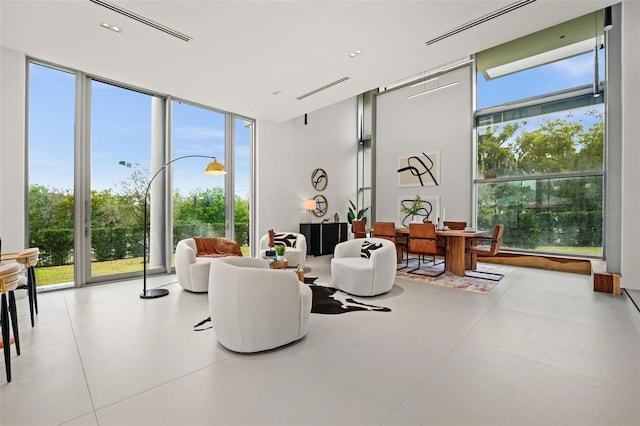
[373,221,407,268]
[465,224,505,281]
[438,220,468,250]
[0,262,26,382]
[443,221,467,230]
[351,220,367,239]
[408,222,445,277]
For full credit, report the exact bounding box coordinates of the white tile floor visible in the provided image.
[2,256,640,426]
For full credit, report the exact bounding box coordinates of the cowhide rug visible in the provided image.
[194,284,391,330]
[308,284,391,315]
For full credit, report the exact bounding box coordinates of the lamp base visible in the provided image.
[140,288,169,299]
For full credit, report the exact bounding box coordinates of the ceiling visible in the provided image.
[0,0,616,123]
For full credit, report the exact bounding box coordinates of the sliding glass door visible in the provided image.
[27,61,254,287]
[89,80,158,280]
[27,63,76,287]
[170,101,227,266]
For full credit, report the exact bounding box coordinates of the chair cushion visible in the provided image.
[274,232,298,248]
[360,240,383,258]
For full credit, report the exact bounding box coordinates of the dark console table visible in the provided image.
[299,222,348,256]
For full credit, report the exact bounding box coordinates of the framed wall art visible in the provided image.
[397,151,440,187]
[311,168,328,191]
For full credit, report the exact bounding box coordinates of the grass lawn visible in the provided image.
[535,246,602,256]
[36,246,252,286]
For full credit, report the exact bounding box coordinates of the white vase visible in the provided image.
[277,255,284,261]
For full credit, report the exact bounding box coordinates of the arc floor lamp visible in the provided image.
[140,155,226,299]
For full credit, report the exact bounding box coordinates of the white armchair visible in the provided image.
[175,237,242,293]
[331,237,397,296]
[258,232,307,268]
[175,239,210,292]
[208,257,312,353]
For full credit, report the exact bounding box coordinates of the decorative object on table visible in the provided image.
[396,262,510,294]
[397,151,440,187]
[302,199,316,223]
[311,168,328,191]
[312,194,328,217]
[347,199,369,230]
[399,194,439,227]
[333,212,339,223]
[268,229,275,247]
[275,244,286,260]
[142,155,226,299]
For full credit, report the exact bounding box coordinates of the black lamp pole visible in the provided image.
[140,155,219,299]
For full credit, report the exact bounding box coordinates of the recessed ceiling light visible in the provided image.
[100,22,121,33]
[348,49,364,58]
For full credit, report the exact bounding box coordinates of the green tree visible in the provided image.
[477,123,519,177]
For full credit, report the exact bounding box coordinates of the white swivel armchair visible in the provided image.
[258,232,307,268]
[331,237,397,296]
[208,257,312,353]
[175,238,213,292]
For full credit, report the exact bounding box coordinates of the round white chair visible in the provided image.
[331,238,397,296]
[208,257,312,353]
[258,232,307,268]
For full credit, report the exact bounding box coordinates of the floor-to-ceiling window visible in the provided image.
[90,80,156,279]
[27,60,254,287]
[27,63,76,287]
[474,10,605,257]
[233,116,252,255]
[171,100,227,266]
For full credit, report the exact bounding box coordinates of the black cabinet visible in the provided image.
[300,222,348,256]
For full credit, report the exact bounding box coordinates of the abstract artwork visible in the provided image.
[398,151,440,187]
[398,195,439,227]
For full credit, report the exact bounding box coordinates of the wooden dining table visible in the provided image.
[395,228,487,276]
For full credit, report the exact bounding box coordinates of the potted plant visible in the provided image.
[275,244,286,261]
[400,194,424,223]
[347,200,369,232]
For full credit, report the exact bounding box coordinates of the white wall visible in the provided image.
[0,46,27,252]
[375,66,473,227]
[255,97,358,246]
[620,0,640,290]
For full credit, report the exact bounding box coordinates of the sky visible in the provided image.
[28,64,251,199]
[28,48,603,198]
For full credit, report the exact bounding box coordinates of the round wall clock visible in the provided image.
[312,194,328,217]
[311,168,328,191]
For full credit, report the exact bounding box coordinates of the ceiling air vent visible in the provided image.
[297,77,350,100]
[89,0,192,42]
[426,0,537,45]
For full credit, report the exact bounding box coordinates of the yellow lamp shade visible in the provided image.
[204,159,227,175]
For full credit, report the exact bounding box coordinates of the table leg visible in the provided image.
[465,238,477,270]
[446,236,466,276]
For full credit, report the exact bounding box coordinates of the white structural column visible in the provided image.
[149,97,167,270]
